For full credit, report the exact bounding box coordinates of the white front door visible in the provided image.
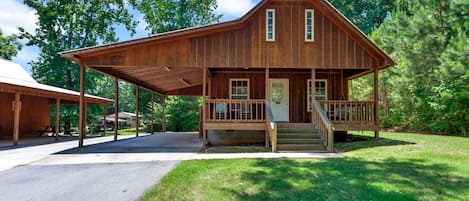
[269,79,289,122]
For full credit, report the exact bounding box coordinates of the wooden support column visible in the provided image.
[374,68,380,139]
[311,69,316,123]
[265,68,270,148]
[151,92,154,134]
[162,96,166,132]
[13,92,21,146]
[135,85,139,137]
[103,103,107,136]
[114,77,119,141]
[78,65,86,147]
[55,98,60,142]
[202,68,207,147]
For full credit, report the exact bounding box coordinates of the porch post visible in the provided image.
[151,92,154,134]
[55,98,60,142]
[114,77,119,141]
[135,85,139,137]
[311,69,316,123]
[162,95,166,132]
[202,68,207,147]
[13,92,21,146]
[103,103,106,136]
[78,65,86,147]
[265,68,269,148]
[374,68,380,139]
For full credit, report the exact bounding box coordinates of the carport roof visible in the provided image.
[0,59,113,104]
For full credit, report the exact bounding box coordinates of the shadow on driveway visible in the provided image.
[55,132,202,154]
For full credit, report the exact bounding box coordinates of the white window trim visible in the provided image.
[307,79,327,111]
[229,78,250,100]
[266,9,275,42]
[305,9,315,42]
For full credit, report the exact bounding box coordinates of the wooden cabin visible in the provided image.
[0,59,112,146]
[61,0,395,152]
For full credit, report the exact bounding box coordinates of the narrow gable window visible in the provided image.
[305,9,314,42]
[266,9,275,41]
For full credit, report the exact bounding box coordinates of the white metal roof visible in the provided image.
[0,59,112,102]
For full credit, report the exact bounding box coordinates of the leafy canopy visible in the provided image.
[0,29,22,60]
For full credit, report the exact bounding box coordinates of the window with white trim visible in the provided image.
[307,79,327,111]
[305,9,314,41]
[266,9,275,41]
[230,79,249,100]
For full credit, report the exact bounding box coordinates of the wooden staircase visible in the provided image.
[276,123,327,152]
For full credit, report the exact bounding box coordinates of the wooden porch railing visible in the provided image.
[312,99,334,152]
[319,100,376,124]
[265,101,277,152]
[204,99,266,123]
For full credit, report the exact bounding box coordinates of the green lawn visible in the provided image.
[141,132,469,201]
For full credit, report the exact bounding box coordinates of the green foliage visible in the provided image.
[0,29,22,60]
[352,0,469,134]
[329,0,396,34]
[165,96,201,132]
[20,0,137,126]
[130,0,221,34]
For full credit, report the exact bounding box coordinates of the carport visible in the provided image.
[0,59,112,146]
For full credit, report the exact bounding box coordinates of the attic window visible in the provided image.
[305,9,314,41]
[266,9,275,41]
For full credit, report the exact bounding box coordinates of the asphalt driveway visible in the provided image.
[0,133,201,201]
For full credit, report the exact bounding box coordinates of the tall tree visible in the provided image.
[130,0,221,34]
[367,0,468,134]
[329,0,396,34]
[0,29,22,60]
[20,0,137,91]
[20,0,137,126]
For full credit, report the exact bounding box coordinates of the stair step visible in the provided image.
[277,133,322,139]
[277,138,322,144]
[277,123,314,129]
[278,128,319,133]
[277,144,327,151]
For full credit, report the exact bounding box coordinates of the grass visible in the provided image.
[141,132,469,201]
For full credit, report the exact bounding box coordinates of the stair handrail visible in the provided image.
[265,101,277,152]
[312,99,334,152]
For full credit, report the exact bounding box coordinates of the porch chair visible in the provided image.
[333,105,351,121]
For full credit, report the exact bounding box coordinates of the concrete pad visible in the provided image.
[0,135,136,172]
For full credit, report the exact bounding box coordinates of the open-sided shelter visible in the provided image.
[0,59,112,146]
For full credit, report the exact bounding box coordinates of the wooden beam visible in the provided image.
[55,98,60,142]
[202,68,207,147]
[311,68,316,123]
[374,68,379,139]
[151,92,154,134]
[79,65,86,147]
[103,103,107,136]
[162,95,166,132]
[265,68,269,147]
[114,77,119,141]
[135,85,139,137]
[13,92,21,146]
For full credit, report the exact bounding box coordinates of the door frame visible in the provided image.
[268,78,289,122]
